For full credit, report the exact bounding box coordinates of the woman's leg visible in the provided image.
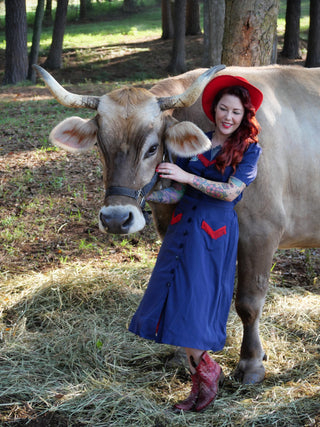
[184,347,205,373]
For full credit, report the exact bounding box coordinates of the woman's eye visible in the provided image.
[145,144,159,158]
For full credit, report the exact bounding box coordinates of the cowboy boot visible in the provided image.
[173,372,200,411]
[194,351,224,412]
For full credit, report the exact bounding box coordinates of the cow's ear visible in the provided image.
[49,117,97,153]
[165,119,212,158]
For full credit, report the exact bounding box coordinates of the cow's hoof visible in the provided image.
[233,361,266,384]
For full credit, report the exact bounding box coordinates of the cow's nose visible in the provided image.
[100,211,134,234]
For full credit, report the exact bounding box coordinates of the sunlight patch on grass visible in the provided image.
[0,5,162,51]
[59,27,161,51]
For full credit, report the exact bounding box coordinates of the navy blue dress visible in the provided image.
[129,136,261,351]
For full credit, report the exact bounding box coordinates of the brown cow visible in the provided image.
[34,64,320,384]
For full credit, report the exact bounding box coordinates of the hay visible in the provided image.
[0,258,319,426]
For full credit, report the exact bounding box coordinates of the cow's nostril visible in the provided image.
[100,212,108,229]
[123,212,133,228]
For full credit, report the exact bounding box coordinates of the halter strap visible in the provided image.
[104,172,159,210]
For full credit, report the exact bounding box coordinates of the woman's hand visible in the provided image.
[156,162,193,185]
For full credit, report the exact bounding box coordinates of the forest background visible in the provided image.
[0,0,319,84]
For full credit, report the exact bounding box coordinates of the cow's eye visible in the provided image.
[145,144,159,158]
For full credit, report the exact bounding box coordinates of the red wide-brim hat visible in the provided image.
[202,75,263,122]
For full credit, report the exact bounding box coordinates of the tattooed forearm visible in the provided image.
[147,183,186,204]
[190,175,245,202]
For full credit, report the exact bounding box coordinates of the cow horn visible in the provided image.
[32,64,100,110]
[157,64,226,111]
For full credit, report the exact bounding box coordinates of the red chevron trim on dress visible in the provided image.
[171,211,183,225]
[198,154,216,168]
[201,221,226,239]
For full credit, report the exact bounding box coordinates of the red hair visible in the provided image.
[211,85,261,174]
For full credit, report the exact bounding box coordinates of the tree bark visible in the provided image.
[222,0,280,66]
[186,0,201,35]
[161,0,174,39]
[123,0,138,13]
[80,0,92,20]
[3,0,28,84]
[44,0,69,70]
[80,0,87,20]
[167,0,187,74]
[28,0,45,82]
[203,0,225,66]
[281,0,301,59]
[44,0,53,26]
[305,0,320,67]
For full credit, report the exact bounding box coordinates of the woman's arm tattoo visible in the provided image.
[191,175,245,201]
[147,183,186,204]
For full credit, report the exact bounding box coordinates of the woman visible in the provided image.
[129,75,263,412]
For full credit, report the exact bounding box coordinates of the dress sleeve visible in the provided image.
[233,143,262,186]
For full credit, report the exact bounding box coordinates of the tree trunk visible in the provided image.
[28,0,45,82]
[44,0,53,26]
[305,0,320,67]
[44,0,69,70]
[80,0,87,20]
[222,0,280,66]
[80,0,92,20]
[281,0,301,59]
[3,0,28,84]
[186,0,201,35]
[203,0,225,66]
[167,0,187,74]
[123,0,138,13]
[161,0,174,39]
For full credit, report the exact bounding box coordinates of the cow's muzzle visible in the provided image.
[100,208,134,234]
[100,172,158,234]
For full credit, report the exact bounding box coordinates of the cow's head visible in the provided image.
[33,65,224,234]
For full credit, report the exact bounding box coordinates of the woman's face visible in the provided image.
[214,94,245,139]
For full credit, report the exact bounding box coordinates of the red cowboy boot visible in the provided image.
[194,351,224,412]
[173,372,200,411]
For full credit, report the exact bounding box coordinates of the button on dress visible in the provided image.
[129,136,262,351]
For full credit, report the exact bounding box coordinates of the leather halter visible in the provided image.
[104,172,159,210]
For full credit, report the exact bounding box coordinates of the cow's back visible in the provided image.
[157,66,320,249]
[226,66,320,249]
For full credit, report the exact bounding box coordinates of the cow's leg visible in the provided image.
[234,234,278,384]
[149,202,176,239]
